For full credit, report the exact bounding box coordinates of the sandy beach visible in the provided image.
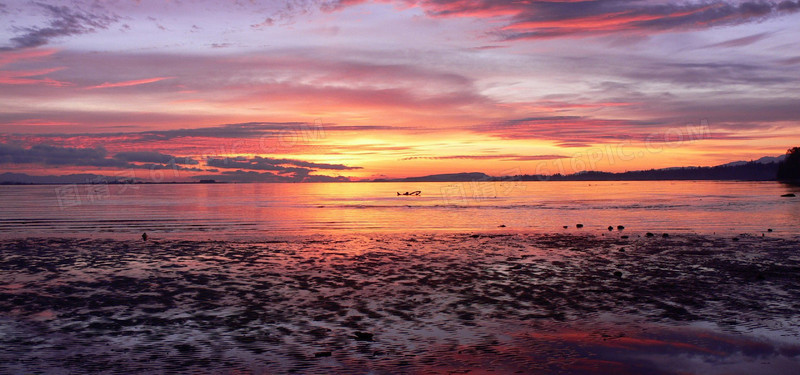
[1,232,799,374]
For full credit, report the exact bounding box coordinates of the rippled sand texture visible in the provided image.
[1,233,799,374]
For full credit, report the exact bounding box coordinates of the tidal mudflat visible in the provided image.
[1,233,799,374]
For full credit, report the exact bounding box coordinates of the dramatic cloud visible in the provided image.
[0,143,203,171]
[0,122,330,145]
[1,121,391,145]
[0,121,402,164]
[5,3,119,49]
[473,116,665,147]
[114,151,198,165]
[138,122,318,141]
[497,1,800,40]
[0,142,124,167]
[206,155,361,171]
[318,0,800,39]
[201,155,360,182]
[117,122,390,145]
[192,170,351,183]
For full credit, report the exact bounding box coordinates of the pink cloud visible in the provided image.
[0,49,70,87]
[0,67,71,86]
[0,48,59,66]
[85,77,175,90]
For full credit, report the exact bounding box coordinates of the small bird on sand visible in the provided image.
[142,232,148,241]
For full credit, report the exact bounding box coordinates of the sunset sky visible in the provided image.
[1,0,799,182]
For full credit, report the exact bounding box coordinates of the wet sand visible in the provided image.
[1,232,799,374]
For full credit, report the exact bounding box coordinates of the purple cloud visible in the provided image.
[5,3,119,49]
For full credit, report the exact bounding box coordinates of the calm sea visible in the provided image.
[1,181,798,239]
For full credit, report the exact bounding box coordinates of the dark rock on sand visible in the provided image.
[781,193,796,197]
[608,226,614,231]
[314,351,332,358]
[354,332,374,341]
[646,232,655,237]
[617,225,625,231]
[662,233,669,238]
[563,225,569,229]
[767,228,773,232]
[613,271,623,278]
[621,235,629,239]
[174,344,197,353]
[576,224,584,228]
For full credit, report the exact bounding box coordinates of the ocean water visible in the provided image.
[1,180,798,239]
[2,182,800,374]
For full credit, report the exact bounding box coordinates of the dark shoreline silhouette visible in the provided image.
[2,152,796,184]
[377,160,785,183]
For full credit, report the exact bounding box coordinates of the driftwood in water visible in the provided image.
[397,191,421,196]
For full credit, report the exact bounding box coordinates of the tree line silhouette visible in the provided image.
[777,147,800,181]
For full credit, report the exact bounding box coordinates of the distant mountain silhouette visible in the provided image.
[372,156,785,182]
[719,155,786,167]
[523,161,779,181]
[375,172,491,182]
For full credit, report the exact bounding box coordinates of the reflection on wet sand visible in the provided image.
[1,233,798,374]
